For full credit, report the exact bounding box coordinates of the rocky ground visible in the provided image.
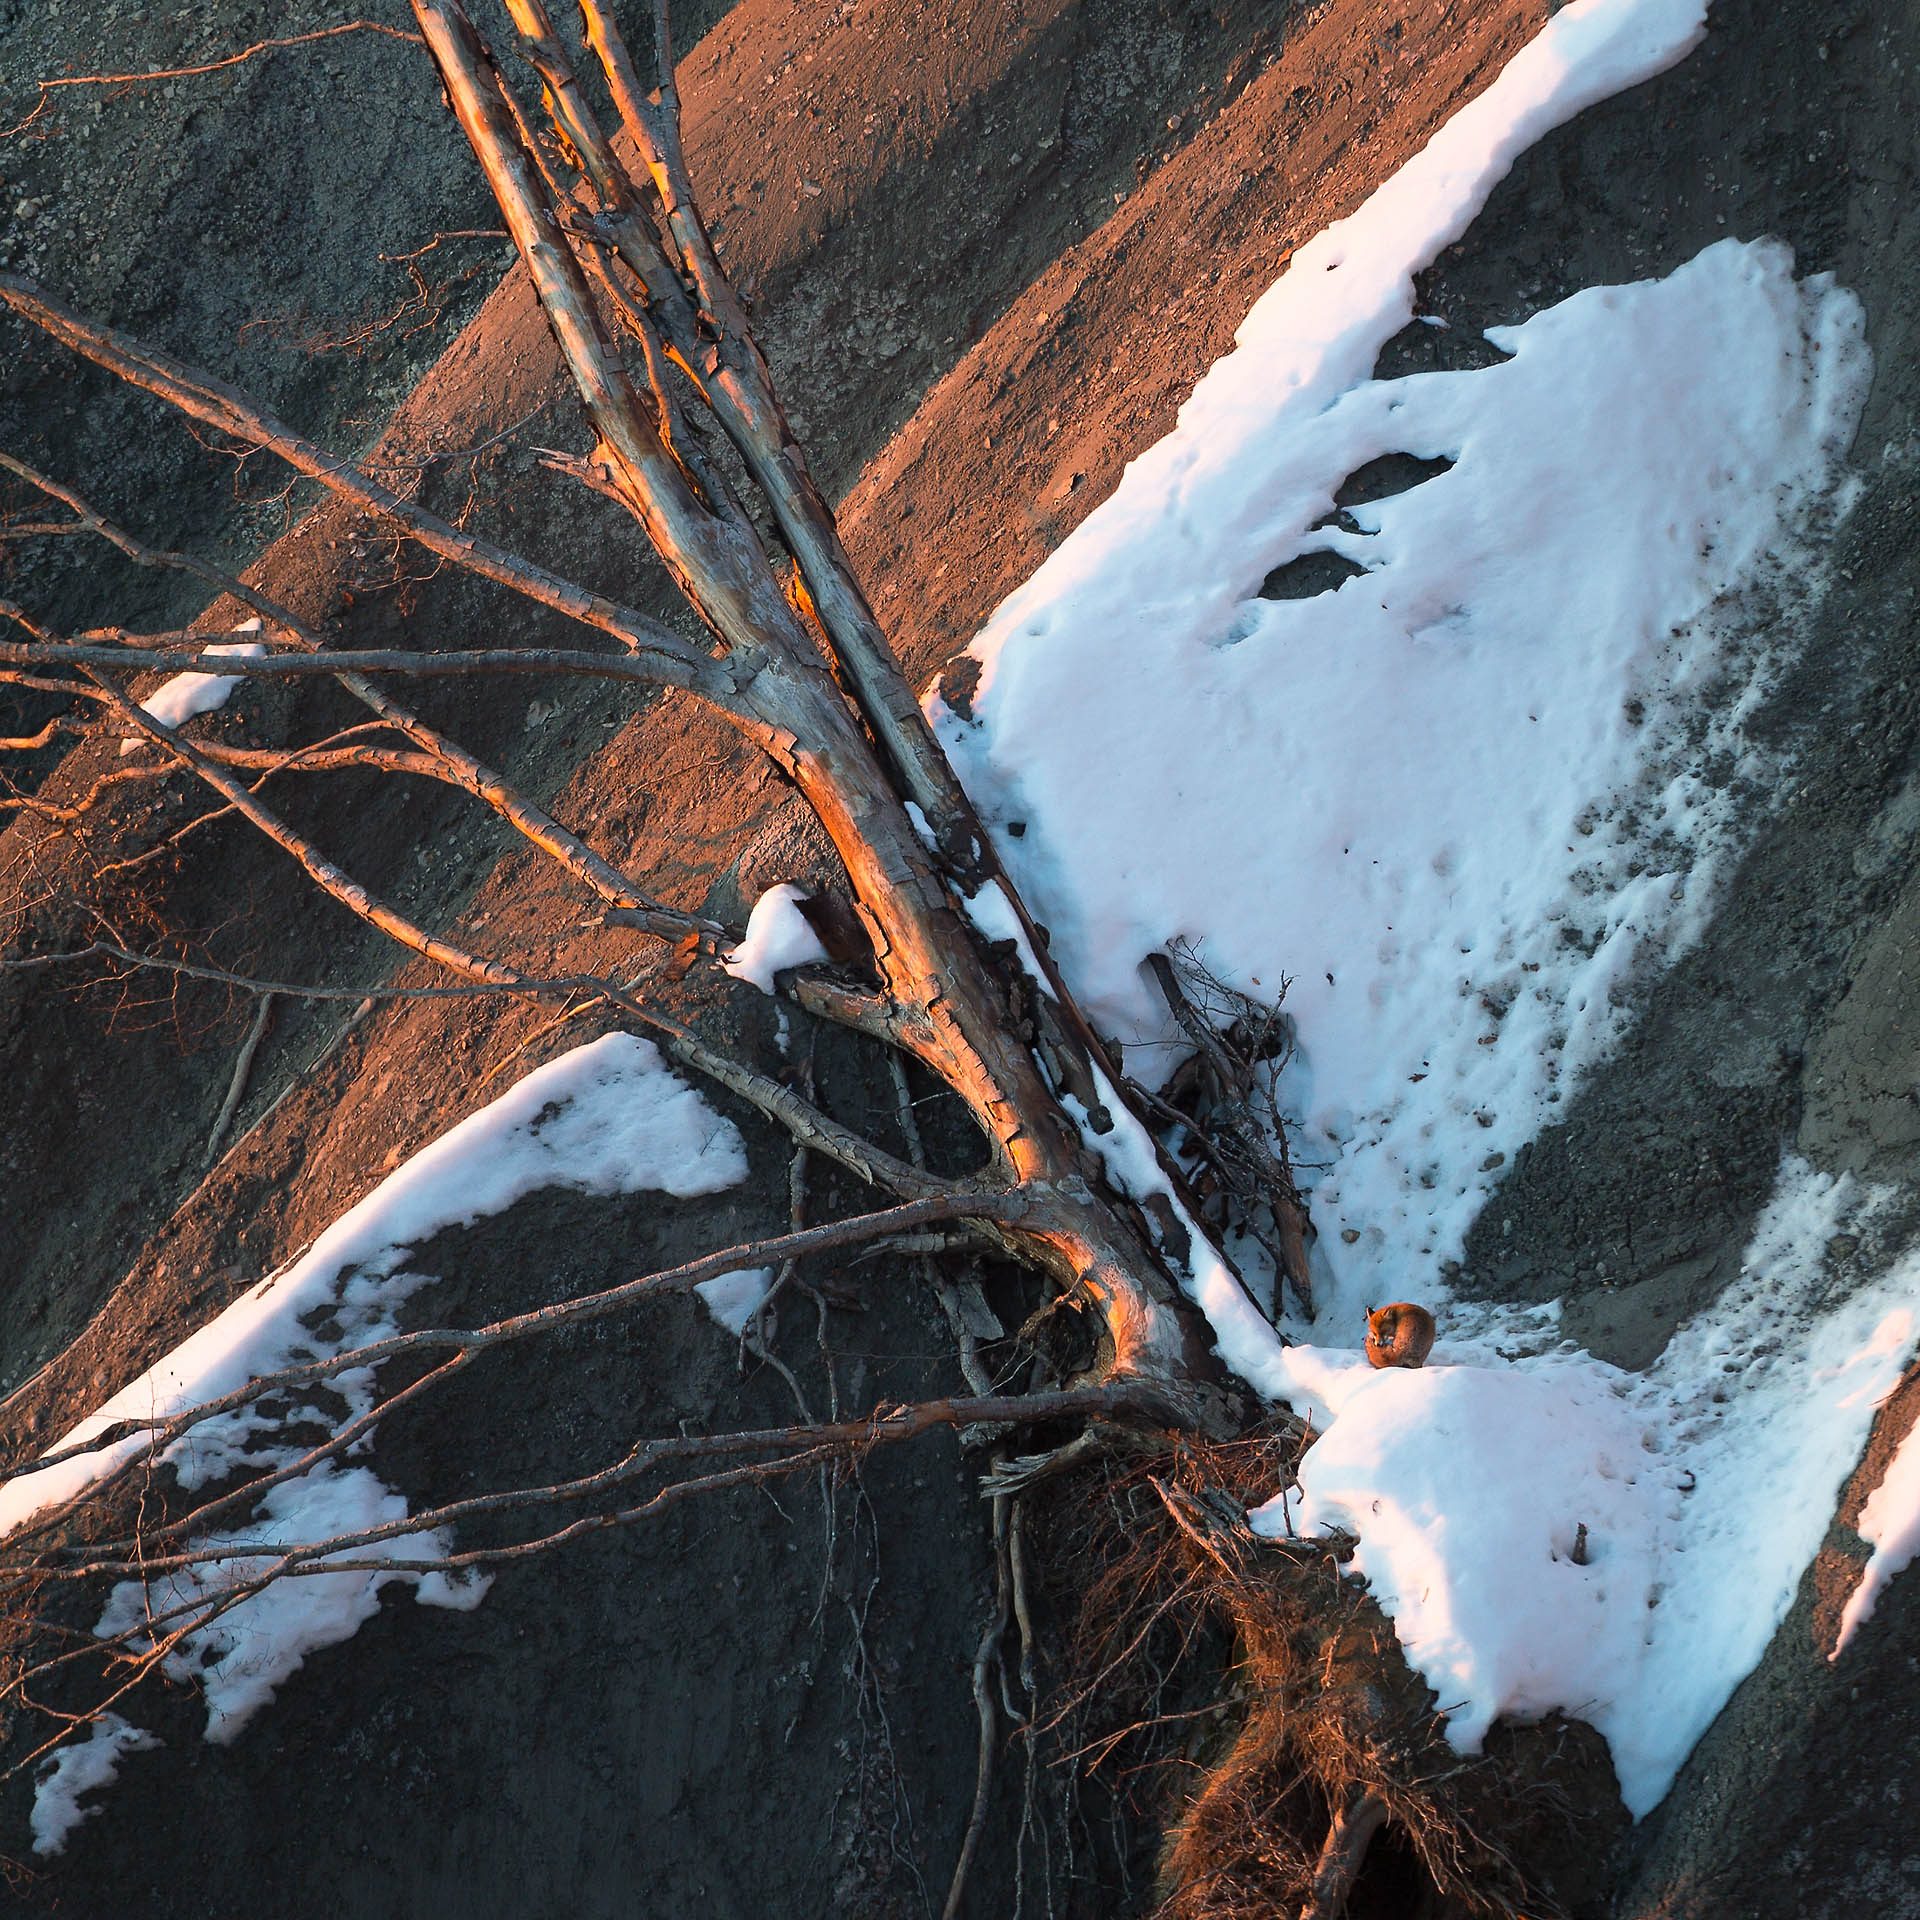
[0,0,1914,1912]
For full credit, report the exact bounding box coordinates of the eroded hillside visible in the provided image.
[0,0,1914,1913]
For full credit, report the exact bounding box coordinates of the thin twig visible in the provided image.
[3,23,424,141]
[945,1490,1014,1920]
[203,992,273,1163]
[0,450,716,926]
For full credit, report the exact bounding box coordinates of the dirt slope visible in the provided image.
[0,1,1547,1913]
[0,0,1914,1913]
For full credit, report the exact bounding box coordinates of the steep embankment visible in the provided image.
[0,0,1914,1913]
[0,2,1549,1913]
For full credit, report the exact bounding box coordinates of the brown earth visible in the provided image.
[0,0,1914,1913]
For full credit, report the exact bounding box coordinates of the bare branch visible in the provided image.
[572,0,992,875]
[2,22,425,141]
[0,453,706,922]
[0,714,87,751]
[411,0,799,685]
[68,676,942,1194]
[2,1191,1039,1554]
[1,940,565,1002]
[202,991,274,1164]
[38,1381,1151,1588]
[0,633,676,688]
[0,277,727,696]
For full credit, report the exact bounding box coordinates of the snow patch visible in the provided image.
[30,1715,160,1856]
[723,883,829,993]
[935,0,1889,1820]
[1261,1356,1657,1755]
[1831,1395,1920,1659]
[0,1032,746,1537]
[936,0,1867,1338]
[947,233,1865,1336]
[120,620,266,752]
[93,1464,487,1746]
[3,1033,748,1762]
[1254,1158,1920,1815]
[695,1267,775,1336]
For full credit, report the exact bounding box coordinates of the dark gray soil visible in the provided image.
[0,0,1915,1914]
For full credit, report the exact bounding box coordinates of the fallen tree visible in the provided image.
[0,6,1604,1912]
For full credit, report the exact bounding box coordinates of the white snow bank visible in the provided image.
[936,0,1867,1339]
[0,1032,746,1536]
[695,1266,775,1336]
[94,1464,486,1747]
[932,0,1889,1821]
[723,883,829,993]
[1831,1395,1920,1659]
[1255,1160,1920,1814]
[1262,1355,1658,1753]
[120,619,266,752]
[1,1033,748,1755]
[1603,1164,1917,1800]
[946,230,1865,1336]
[29,1715,161,1856]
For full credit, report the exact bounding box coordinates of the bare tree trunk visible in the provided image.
[404,0,1251,1423]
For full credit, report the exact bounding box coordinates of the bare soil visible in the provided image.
[0,0,1914,1913]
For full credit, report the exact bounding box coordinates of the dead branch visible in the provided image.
[0,630,682,689]
[945,1489,1016,1920]
[201,992,273,1164]
[1,22,424,141]
[1147,947,1315,1318]
[3,1190,1034,1545]
[21,1383,1157,1591]
[1300,1790,1389,1920]
[0,10,1315,1878]
[91,671,937,1194]
[1,940,580,1003]
[0,452,725,928]
[246,229,513,359]
[0,279,723,695]
[5,0,1263,1428]
[0,714,87,753]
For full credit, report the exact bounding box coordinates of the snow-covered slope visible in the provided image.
[9,1035,748,1849]
[936,0,1900,1818]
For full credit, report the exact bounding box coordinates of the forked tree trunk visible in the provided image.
[0,2,1261,1436]
[406,0,1254,1430]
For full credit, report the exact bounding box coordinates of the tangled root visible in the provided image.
[1033,1428,1623,1920]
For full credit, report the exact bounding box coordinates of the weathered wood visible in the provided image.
[1301,1789,1389,1920]
[413,0,1244,1418]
